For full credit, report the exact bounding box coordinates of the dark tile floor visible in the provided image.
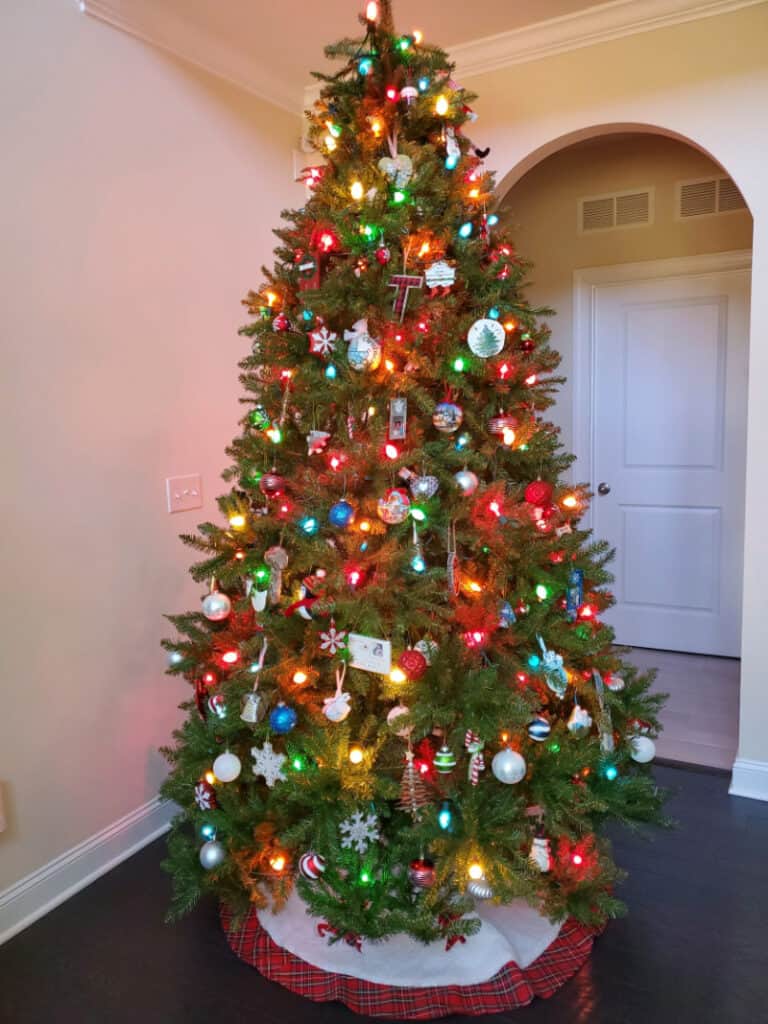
[1,764,767,1024]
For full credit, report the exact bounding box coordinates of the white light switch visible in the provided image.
[166,474,203,513]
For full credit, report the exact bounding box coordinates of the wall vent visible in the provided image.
[578,188,653,233]
[678,176,747,219]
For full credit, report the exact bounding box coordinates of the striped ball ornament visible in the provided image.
[527,717,551,742]
[299,852,326,880]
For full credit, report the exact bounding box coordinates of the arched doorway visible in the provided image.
[496,127,753,771]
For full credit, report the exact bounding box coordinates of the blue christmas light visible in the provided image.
[418,76,430,92]
[487,214,499,227]
[325,363,337,379]
[488,307,500,319]
[604,764,618,781]
[302,308,313,322]
[437,800,454,831]
[455,432,470,451]
[528,654,541,669]
[458,221,473,239]
[358,57,373,75]
[445,153,459,170]
[411,553,426,573]
[201,824,216,840]
[298,515,319,536]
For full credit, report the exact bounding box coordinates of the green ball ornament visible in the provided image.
[434,745,457,773]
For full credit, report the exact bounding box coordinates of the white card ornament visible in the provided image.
[468,318,506,358]
[424,260,456,296]
[323,666,352,723]
[389,397,408,440]
[348,633,392,675]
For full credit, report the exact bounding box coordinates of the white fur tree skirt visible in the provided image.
[256,889,561,986]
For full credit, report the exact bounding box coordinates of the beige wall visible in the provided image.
[498,134,753,446]
[472,3,768,771]
[0,1,302,890]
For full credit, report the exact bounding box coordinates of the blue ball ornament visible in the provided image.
[269,702,297,734]
[328,500,355,528]
[527,717,552,742]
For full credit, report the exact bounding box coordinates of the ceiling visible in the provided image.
[83,1,753,112]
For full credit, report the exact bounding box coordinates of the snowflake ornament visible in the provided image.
[194,781,216,811]
[319,622,347,655]
[309,326,337,356]
[251,739,287,788]
[339,810,380,854]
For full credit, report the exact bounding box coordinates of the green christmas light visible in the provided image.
[291,755,307,772]
[252,564,271,588]
[535,583,550,601]
[452,356,467,372]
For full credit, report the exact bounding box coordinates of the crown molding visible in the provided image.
[81,0,300,114]
[81,0,766,116]
[447,0,766,79]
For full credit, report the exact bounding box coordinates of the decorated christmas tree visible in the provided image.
[161,0,667,960]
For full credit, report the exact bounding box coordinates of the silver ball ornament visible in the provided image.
[630,735,656,763]
[201,591,231,622]
[199,839,226,870]
[454,469,479,495]
[467,878,494,899]
[212,751,242,783]
[491,748,527,784]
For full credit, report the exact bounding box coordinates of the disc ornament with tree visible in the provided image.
[160,0,668,980]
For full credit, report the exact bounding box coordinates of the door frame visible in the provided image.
[572,249,753,534]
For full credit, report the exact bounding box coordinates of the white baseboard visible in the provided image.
[0,796,175,946]
[729,758,768,801]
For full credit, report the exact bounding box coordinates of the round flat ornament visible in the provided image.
[468,318,506,359]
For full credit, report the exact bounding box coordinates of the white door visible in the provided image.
[588,263,750,656]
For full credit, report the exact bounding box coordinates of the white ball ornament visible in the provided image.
[201,591,232,622]
[212,751,242,783]
[630,735,656,764]
[199,840,226,870]
[491,748,527,785]
[386,704,412,738]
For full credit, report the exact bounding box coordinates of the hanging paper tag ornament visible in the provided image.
[348,633,392,674]
[537,634,568,697]
[424,260,456,297]
[468,318,505,358]
[388,397,408,440]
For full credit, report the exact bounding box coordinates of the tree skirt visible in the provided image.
[221,891,602,1018]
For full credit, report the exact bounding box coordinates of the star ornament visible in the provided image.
[309,325,337,356]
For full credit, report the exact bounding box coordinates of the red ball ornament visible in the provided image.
[524,480,553,506]
[375,245,391,265]
[408,858,436,889]
[272,312,290,332]
[259,473,286,498]
[398,648,428,680]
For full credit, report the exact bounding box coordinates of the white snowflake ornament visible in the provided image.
[339,810,380,854]
[309,325,337,356]
[319,622,347,655]
[251,740,287,788]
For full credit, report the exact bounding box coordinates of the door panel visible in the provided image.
[592,269,749,656]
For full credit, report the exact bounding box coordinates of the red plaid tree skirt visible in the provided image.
[221,905,602,1019]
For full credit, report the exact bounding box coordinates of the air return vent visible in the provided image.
[678,176,747,218]
[579,188,653,233]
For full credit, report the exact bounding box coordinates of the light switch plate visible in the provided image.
[166,474,202,513]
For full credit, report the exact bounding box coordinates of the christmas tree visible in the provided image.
[161,0,667,948]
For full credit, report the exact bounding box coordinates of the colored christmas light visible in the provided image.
[468,862,484,880]
[365,1,378,22]
[325,363,337,379]
[386,86,399,102]
[562,494,578,509]
[384,442,399,460]
[435,95,449,116]
[411,553,426,573]
[269,854,287,873]
[445,153,459,170]
[458,221,473,238]
[389,666,407,684]
[220,649,239,666]
[437,800,454,831]
[228,513,246,530]
[358,56,373,75]
[535,584,550,601]
[452,356,467,372]
[418,76,429,91]
[292,670,308,685]
[528,654,541,668]
[350,180,364,200]
[298,515,319,535]
[349,746,364,765]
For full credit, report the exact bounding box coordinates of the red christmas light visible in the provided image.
[386,86,399,101]
[497,361,511,380]
[525,373,538,386]
[464,629,488,649]
[202,671,217,687]
[346,566,364,587]
[384,442,399,461]
[220,649,239,667]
